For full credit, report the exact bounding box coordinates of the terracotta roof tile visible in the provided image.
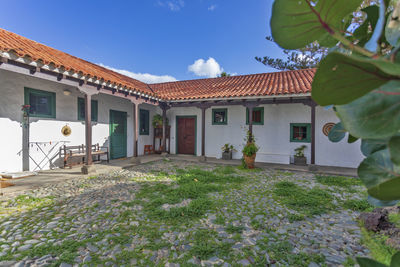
[0,28,154,96]
[0,28,315,101]
[150,69,315,100]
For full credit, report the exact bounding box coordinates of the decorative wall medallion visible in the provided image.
[322,122,335,136]
[61,125,72,137]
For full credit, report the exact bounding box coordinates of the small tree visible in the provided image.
[255,36,328,70]
[219,72,231,77]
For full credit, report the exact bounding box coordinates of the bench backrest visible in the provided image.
[60,143,107,156]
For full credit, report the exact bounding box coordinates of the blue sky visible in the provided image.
[0,0,285,83]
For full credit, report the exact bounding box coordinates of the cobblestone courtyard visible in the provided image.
[0,160,369,266]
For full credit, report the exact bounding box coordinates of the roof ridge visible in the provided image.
[148,68,316,87]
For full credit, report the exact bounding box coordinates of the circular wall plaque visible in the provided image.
[61,125,72,137]
[322,122,335,136]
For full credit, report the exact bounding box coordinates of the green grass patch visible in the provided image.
[134,168,245,222]
[237,165,263,172]
[190,229,232,260]
[1,195,56,217]
[343,199,373,212]
[315,175,362,188]
[360,227,397,265]
[225,224,245,234]
[389,213,400,228]
[214,165,237,175]
[287,213,305,222]
[273,181,335,217]
[257,239,325,266]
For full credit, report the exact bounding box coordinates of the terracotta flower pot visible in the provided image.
[243,153,256,169]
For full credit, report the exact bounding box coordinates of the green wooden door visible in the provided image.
[110,110,127,159]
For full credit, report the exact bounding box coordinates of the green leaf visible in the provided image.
[386,2,400,47]
[328,122,346,142]
[391,252,400,267]
[348,134,358,143]
[361,139,388,157]
[367,196,399,207]
[389,136,400,165]
[335,81,400,139]
[312,52,400,106]
[354,6,379,47]
[358,149,400,201]
[270,0,363,50]
[357,257,388,267]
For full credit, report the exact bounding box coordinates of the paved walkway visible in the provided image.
[0,154,357,198]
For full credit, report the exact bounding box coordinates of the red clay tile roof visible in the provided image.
[150,69,315,100]
[0,28,314,101]
[0,28,154,96]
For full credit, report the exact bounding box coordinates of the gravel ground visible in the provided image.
[0,159,369,266]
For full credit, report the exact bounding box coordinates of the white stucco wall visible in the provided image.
[167,104,364,168]
[0,69,159,172]
[0,68,364,172]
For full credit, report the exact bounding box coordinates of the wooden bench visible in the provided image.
[60,144,109,168]
[144,145,154,155]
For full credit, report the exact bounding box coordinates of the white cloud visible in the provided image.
[208,4,217,11]
[157,0,185,11]
[188,57,223,78]
[99,63,177,84]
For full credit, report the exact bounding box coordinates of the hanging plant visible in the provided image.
[152,114,169,128]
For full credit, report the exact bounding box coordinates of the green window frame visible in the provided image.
[24,87,56,118]
[290,123,311,143]
[139,109,150,135]
[212,108,228,125]
[77,97,98,122]
[246,107,264,125]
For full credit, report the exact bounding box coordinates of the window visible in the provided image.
[139,109,150,135]
[212,108,228,125]
[77,97,98,122]
[24,87,56,118]
[290,123,311,142]
[246,107,264,125]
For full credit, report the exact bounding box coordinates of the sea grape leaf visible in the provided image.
[270,0,363,50]
[348,134,358,143]
[367,196,399,207]
[391,252,400,267]
[358,149,400,201]
[357,257,388,267]
[386,2,400,46]
[312,52,400,106]
[389,136,400,165]
[328,122,346,142]
[354,5,380,47]
[361,139,388,157]
[336,80,400,139]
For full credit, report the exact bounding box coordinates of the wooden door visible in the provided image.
[177,117,196,155]
[109,110,127,159]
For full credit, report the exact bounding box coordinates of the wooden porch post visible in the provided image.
[201,107,207,157]
[195,104,210,159]
[248,106,253,142]
[133,102,139,157]
[84,93,93,165]
[310,103,316,165]
[162,106,169,153]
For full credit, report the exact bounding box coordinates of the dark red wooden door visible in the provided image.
[177,117,195,155]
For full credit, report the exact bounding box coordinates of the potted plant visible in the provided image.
[152,114,169,128]
[242,131,259,169]
[294,145,307,165]
[221,143,236,160]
